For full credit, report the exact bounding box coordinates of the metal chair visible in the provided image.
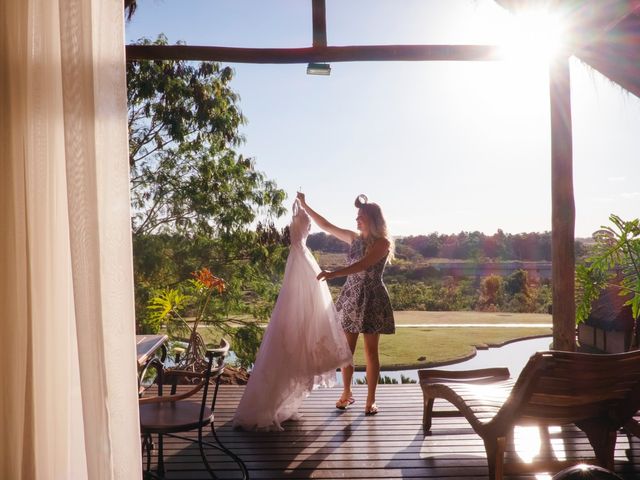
[139,338,249,479]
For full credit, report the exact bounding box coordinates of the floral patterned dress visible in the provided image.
[335,237,395,334]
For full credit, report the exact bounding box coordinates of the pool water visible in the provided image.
[339,335,553,385]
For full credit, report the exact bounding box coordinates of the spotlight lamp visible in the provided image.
[306,62,331,75]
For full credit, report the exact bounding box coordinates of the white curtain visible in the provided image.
[0,0,141,479]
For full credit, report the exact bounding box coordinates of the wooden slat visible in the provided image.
[139,384,640,479]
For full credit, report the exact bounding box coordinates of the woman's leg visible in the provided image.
[363,333,381,413]
[337,332,359,406]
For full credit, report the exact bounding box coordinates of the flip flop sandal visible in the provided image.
[335,396,355,410]
[365,404,379,416]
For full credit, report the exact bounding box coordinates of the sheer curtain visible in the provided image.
[0,0,141,479]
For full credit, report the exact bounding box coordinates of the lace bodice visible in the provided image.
[289,200,311,247]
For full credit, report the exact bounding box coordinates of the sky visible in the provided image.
[125,0,640,238]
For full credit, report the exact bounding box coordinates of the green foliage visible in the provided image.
[387,282,432,310]
[135,231,288,360]
[378,376,397,385]
[576,214,640,324]
[386,272,550,314]
[146,268,268,368]
[400,233,443,258]
[387,280,475,311]
[393,243,422,262]
[354,374,416,385]
[127,35,286,237]
[506,292,534,313]
[146,288,190,335]
[400,374,417,384]
[424,277,477,311]
[478,275,504,311]
[133,226,288,330]
[531,283,552,314]
[232,323,265,369]
[505,269,530,297]
[147,268,224,337]
[306,232,348,253]
[127,35,289,367]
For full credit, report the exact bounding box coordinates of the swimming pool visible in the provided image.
[343,335,553,385]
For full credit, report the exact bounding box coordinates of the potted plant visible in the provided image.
[576,214,640,349]
[147,267,262,376]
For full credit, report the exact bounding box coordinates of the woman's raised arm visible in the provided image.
[297,192,357,244]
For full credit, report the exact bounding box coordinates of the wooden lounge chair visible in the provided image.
[419,350,640,480]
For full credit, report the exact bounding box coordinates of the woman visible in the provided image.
[297,192,394,416]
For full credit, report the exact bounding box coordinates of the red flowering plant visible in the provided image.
[147,267,229,369]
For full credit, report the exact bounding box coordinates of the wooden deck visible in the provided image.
[145,384,640,479]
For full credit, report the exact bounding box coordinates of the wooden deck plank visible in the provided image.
[141,384,640,479]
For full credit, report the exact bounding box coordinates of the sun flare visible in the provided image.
[498,10,565,64]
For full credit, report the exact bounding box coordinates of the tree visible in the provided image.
[494,229,513,259]
[127,36,288,363]
[128,35,286,237]
[307,232,349,253]
[505,269,530,297]
[504,269,534,312]
[393,242,420,262]
[478,275,504,311]
[401,234,441,258]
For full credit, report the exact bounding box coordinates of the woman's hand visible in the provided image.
[296,193,357,245]
[317,270,333,282]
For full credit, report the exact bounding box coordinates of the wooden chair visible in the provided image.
[419,350,640,480]
[139,339,249,479]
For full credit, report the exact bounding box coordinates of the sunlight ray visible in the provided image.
[498,9,566,64]
[514,425,542,463]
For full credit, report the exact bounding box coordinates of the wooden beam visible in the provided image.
[125,44,501,63]
[312,0,327,48]
[549,54,576,352]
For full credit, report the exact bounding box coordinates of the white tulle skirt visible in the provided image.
[232,245,352,431]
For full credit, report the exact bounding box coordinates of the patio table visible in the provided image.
[136,334,168,394]
[136,334,168,367]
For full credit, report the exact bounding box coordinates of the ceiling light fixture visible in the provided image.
[306,62,331,75]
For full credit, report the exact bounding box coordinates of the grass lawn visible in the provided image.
[394,310,552,325]
[188,311,552,370]
[353,326,552,370]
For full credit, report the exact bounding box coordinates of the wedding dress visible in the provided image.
[232,200,352,431]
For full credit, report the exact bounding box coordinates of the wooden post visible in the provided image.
[312,0,327,48]
[549,54,576,352]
